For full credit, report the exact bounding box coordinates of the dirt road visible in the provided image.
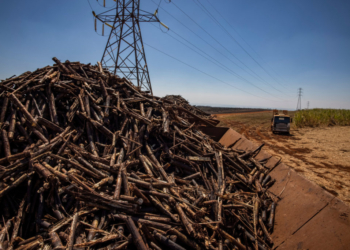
[218,112,350,206]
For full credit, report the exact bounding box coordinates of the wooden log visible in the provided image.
[268,202,275,229]
[8,93,37,127]
[49,231,64,249]
[176,203,194,236]
[259,217,273,244]
[130,183,151,205]
[121,167,130,196]
[2,129,11,157]
[67,212,79,250]
[149,195,179,222]
[36,117,63,132]
[87,214,100,241]
[153,230,186,250]
[41,162,69,182]
[124,216,148,250]
[8,109,16,139]
[167,228,201,250]
[0,173,29,198]
[46,78,59,125]
[52,57,71,74]
[113,162,124,200]
[0,97,9,126]
[0,219,12,243]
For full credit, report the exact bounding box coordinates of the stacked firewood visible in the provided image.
[0,58,277,250]
[163,95,220,126]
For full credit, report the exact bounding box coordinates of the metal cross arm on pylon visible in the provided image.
[93,0,168,95]
[94,8,160,23]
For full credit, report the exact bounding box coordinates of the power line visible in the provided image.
[195,0,288,89]
[87,0,93,11]
[149,0,262,82]
[150,24,284,99]
[171,0,287,95]
[144,42,283,102]
[149,0,286,96]
[168,30,279,97]
[172,1,266,82]
[205,0,291,86]
[192,0,290,93]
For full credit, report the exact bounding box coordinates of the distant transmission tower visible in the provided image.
[296,88,302,110]
[307,101,310,109]
[93,0,167,94]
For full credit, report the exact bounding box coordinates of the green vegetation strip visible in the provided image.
[294,109,350,128]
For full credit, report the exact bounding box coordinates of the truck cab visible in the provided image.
[271,110,292,134]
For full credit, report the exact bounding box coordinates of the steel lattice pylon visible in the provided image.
[96,0,160,94]
[296,87,302,110]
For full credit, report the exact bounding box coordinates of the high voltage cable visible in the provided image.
[194,0,285,87]
[206,0,288,83]
[196,2,289,90]
[205,0,290,86]
[188,0,287,94]
[87,0,290,103]
[87,0,93,11]
[170,1,286,95]
[149,0,290,99]
[150,24,285,100]
[148,0,256,81]
[149,0,282,94]
[193,0,286,88]
[168,30,295,102]
[144,42,284,102]
[172,0,270,86]
[168,29,278,97]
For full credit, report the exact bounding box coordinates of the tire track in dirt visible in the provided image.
[246,128,350,204]
[240,125,250,139]
[256,125,270,141]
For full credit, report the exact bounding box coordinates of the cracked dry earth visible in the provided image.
[217,113,350,207]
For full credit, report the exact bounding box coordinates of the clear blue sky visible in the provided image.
[1,0,349,110]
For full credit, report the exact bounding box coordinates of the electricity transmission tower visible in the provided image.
[93,0,164,94]
[296,88,302,110]
[307,101,310,109]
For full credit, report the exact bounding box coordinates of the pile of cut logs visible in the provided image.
[163,95,220,126]
[0,58,277,250]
